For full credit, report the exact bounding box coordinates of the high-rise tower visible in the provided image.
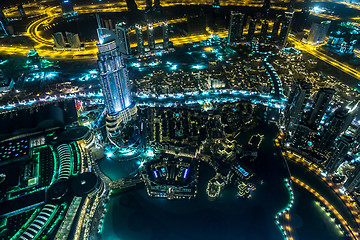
[60,0,75,16]
[271,15,282,41]
[318,108,352,152]
[278,12,294,47]
[344,164,360,192]
[307,21,331,45]
[283,81,312,132]
[115,22,131,55]
[162,21,169,50]
[260,20,269,43]
[227,11,245,44]
[135,24,145,55]
[305,88,334,129]
[247,18,257,42]
[52,32,66,49]
[324,135,353,174]
[147,23,155,50]
[97,28,137,139]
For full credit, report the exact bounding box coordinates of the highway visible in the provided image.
[288,36,360,81]
[1,0,360,80]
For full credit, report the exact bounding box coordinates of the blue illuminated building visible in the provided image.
[97,28,137,138]
[162,22,170,50]
[135,24,145,55]
[284,81,311,132]
[305,88,334,130]
[60,0,75,16]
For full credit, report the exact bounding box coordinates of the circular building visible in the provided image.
[47,180,69,201]
[50,126,90,145]
[70,172,99,196]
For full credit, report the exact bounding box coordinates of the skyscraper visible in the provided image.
[60,0,74,16]
[278,12,294,47]
[162,21,169,49]
[135,24,145,55]
[227,11,245,44]
[65,32,81,49]
[324,135,353,174]
[305,88,334,129]
[247,18,257,42]
[318,108,352,152]
[115,22,131,56]
[259,20,269,43]
[283,81,312,132]
[52,32,66,49]
[307,21,331,45]
[344,164,360,192]
[291,124,313,147]
[271,15,282,40]
[292,0,312,32]
[147,23,155,50]
[97,28,137,138]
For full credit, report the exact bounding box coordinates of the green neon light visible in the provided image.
[10,209,41,240]
[50,145,58,185]
[274,178,295,240]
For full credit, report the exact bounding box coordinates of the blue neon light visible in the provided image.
[153,170,158,178]
[183,168,189,178]
[235,165,249,177]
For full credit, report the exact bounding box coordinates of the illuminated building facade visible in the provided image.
[147,23,155,50]
[162,21,169,49]
[327,22,358,55]
[324,135,353,173]
[305,88,334,129]
[271,15,282,40]
[60,0,75,16]
[135,24,145,55]
[344,164,360,192]
[65,32,81,49]
[247,18,256,42]
[97,28,137,138]
[278,12,294,47]
[307,21,330,44]
[318,108,352,152]
[115,22,131,55]
[260,20,269,43]
[227,11,245,44]
[283,81,311,132]
[53,32,66,49]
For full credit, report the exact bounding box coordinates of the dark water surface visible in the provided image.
[99,123,347,240]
